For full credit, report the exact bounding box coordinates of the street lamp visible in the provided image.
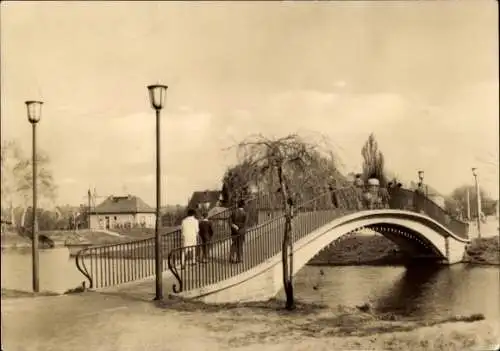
[417,170,428,197]
[472,167,481,238]
[25,100,43,293]
[418,170,424,184]
[147,84,168,300]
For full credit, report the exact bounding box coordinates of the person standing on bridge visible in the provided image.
[229,200,247,263]
[181,209,199,267]
[379,183,391,209]
[198,212,214,263]
[353,174,365,210]
[414,183,425,214]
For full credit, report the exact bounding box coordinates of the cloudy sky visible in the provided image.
[1,1,498,207]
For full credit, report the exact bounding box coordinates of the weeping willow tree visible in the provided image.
[361,133,387,187]
[231,133,344,310]
[221,160,259,207]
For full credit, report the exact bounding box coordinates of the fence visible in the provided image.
[75,191,279,289]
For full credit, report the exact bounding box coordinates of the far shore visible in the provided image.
[308,235,500,266]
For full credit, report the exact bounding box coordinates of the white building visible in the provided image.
[89,195,156,230]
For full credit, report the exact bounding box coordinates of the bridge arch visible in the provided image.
[291,210,469,278]
[178,210,470,303]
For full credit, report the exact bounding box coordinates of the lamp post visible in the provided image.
[472,167,481,239]
[25,100,43,293]
[147,84,168,300]
[466,187,471,221]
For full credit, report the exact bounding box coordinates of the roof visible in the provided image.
[91,195,155,214]
[187,190,222,210]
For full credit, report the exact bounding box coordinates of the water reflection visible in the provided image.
[293,264,499,320]
[372,266,447,318]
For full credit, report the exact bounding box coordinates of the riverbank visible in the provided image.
[1,232,32,249]
[1,288,59,299]
[155,298,498,350]
[309,234,500,266]
[464,237,500,265]
[2,292,498,351]
[308,234,405,266]
[1,230,131,252]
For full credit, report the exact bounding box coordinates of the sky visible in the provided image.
[1,1,498,207]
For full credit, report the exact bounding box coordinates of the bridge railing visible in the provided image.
[75,192,280,289]
[167,186,361,293]
[396,189,469,239]
[167,185,470,294]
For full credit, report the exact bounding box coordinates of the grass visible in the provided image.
[153,296,496,350]
[110,226,180,239]
[62,230,131,245]
[156,296,327,315]
[464,237,500,265]
[1,231,32,249]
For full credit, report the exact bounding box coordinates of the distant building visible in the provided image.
[90,195,155,230]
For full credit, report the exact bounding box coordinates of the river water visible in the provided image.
[2,250,499,320]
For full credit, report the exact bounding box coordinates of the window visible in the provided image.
[114,216,117,220]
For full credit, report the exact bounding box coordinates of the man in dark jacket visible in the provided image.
[414,183,425,213]
[229,200,247,263]
[198,212,214,262]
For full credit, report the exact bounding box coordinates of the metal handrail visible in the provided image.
[74,191,274,289]
[167,187,360,293]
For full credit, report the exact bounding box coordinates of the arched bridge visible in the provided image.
[76,187,470,303]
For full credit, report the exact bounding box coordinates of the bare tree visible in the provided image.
[445,184,496,219]
[1,140,25,227]
[231,133,343,310]
[1,140,58,233]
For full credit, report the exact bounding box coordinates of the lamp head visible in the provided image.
[147,84,168,110]
[472,168,477,177]
[25,100,43,124]
[418,170,424,181]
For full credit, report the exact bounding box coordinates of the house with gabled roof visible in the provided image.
[90,194,156,230]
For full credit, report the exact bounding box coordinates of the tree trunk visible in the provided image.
[20,205,27,231]
[278,166,295,310]
[10,202,16,227]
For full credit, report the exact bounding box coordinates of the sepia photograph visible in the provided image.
[1,1,499,350]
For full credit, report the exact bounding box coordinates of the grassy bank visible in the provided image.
[111,226,179,239]
[464,237,500,265]
[154,297,498,351]
[309,234,500,266]
[308,234,406,266]
[1,232,32,249]
[1,288,59,299]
